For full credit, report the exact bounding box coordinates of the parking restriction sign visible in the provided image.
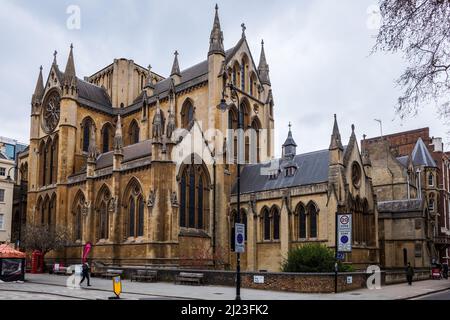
[337,214,352,252]
[235,223,245,253]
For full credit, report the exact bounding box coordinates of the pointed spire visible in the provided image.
[329,114,344,151]
[145,64,154,89]
[258,40,271,86]
[171,50,181,77]
[32,66,44,104]
[208,4,225,56]
[114,115,123,153]
[152,97,163,139]
[282,122,297,159]
[63,44,76,84]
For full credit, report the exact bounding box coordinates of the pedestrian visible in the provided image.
[443,263,449,280]
[406,262,414,285]
[80,262,91,287]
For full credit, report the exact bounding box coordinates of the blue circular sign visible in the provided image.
[237,234,244,244]
[341,235,349,244]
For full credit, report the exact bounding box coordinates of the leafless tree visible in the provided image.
[373,0,450,119]
[21,224,71,258]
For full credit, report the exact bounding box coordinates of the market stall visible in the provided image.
[0,244,26,282]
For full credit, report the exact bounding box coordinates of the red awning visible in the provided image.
[0,244,26,258]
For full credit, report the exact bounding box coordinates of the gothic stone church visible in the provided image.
[25,6,379,271]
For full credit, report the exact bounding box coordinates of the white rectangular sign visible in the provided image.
[254,275,265,284]
[337,214,352,252]
[235,223,245,253]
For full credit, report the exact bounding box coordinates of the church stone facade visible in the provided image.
[24,6,379,271]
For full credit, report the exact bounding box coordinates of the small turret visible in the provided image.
[62,44,78,98]
[329,114,344,151]
[282,122,297,160]
[208,4,225,57]
[31,66,44,106]
[258,40,271,86]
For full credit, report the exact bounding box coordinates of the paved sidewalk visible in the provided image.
[13,274,450,300]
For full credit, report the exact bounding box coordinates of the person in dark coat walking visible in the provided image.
[80,262,91,287]
[406,262,414,285]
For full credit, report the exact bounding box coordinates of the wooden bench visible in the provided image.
[175,272,204,285]
[131,270,158,282]
[101,269,124,279]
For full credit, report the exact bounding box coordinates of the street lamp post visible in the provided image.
[218,82,243,301]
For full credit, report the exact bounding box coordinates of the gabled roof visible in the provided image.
[232,147,347,195]
[411,138,437,168]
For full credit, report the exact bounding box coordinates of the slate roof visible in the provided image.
[0,152,8,160]
[96,140,152,169]
[231,147,346,195]
[396,155,409,168]
[411,138,437,168]
[377,199,423,213]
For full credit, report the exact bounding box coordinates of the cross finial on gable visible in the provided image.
[241,23,246,38]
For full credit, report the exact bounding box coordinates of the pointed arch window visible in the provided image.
[272,208,280,240]
[82,119,93,153]
[181,100,195,129]
[263,209,271,241]
[309,203,318,238]
[126,185,145,238]
[178,158,210,230]
[298,205,307,239]
[129,120,140,145]
[75,206,82,241]
[428,173,434,187]
[102,124,113,153]
[99,201,108,240]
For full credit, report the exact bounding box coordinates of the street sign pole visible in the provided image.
[335,212,338,294]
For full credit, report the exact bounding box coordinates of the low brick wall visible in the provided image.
[104,268,369,293]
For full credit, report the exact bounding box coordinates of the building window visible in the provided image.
[428,173,434,187]
[0,214,3,230]
[308,203,318,238]
[129,120,140,145]
[429,198,435,212]
[0,189,4,202]
[273,208,280,240]
[181,100,195,129]
[298,205,307,239]
[178,157,210,230]
[82,119,93,153]
[263,209,271,240]
[128,193,144,238]
[0,167,5,176]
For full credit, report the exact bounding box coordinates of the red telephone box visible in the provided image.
[31,250,44,274]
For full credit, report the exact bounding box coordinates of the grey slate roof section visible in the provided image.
[77,79,111,107]
[396,156,409,168]
[232,148,333,195]
[96,140,152,169]
[377,199,423,213]
[0,152,7,160]
[411,138,436,168]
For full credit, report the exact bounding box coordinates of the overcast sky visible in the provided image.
[1,0,448,157]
